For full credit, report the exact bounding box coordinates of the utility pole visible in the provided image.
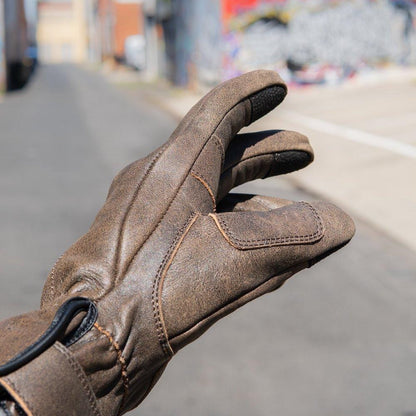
[0,0,5,94]
[85,0,99,63]
[143,0,159,80]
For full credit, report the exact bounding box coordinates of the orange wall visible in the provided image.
[114,3,143,57]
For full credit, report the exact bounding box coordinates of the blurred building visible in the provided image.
[90,0,144,63]
[37,0,89,63]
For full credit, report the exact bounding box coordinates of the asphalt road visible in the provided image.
[1,65,416,416]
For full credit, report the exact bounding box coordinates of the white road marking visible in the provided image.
[281,111,416,160]
[365,112,416,129]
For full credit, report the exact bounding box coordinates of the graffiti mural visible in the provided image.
[221,0,416,85]
[165,0,415,87]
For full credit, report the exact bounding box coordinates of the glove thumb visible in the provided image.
[211,200,355,271]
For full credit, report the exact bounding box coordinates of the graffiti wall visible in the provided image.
[165,0,415,87]
[221,0,416,85]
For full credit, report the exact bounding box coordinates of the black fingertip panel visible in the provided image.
[249,85,287,123]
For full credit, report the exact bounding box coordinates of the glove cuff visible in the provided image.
[0,341,101,416]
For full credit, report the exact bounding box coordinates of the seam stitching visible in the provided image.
[151,213,197,358]
[156,213,199,353]
[93,324,129,416]
[54,343,101,416]
[115,145,167,281]
[190,171,216,212]
[210,202,324,248]
[42,252,65,304]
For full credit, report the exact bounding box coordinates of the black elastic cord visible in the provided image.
[0,297,97,377]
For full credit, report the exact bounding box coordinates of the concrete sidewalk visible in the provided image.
[128,69,416,254]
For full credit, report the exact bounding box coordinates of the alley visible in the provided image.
[1,65,416,416]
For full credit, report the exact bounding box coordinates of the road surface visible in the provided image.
[0,65,415,416]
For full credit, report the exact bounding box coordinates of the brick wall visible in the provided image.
[114,2,143,58]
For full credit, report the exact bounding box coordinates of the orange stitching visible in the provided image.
[191,172,216,212]
[54,343,102,416]
[157,213,199,345]
[94,323,129,415]
[209,213,238,248]
[151,213,197,358]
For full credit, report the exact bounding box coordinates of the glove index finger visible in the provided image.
[152,70,287,215]
[166,70,287,173]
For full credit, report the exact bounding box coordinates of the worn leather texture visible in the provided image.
[0,70,355,416]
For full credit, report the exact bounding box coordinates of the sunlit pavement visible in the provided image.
[275,76,416,254]
[1,65,416,416]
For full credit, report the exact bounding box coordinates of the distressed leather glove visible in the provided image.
[0,70,355,416]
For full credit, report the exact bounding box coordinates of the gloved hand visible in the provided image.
[0,70,355,416]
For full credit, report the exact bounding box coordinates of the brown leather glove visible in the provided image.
[0,70,355,416]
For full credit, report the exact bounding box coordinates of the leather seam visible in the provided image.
[92,324,129,416]
[190,172,216,212]
[43,253,65,303]
[152,213,198,358]
[209,202,324,249]
[54,343,102,416]
[156,213,199,353]
[115,145,167,281]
